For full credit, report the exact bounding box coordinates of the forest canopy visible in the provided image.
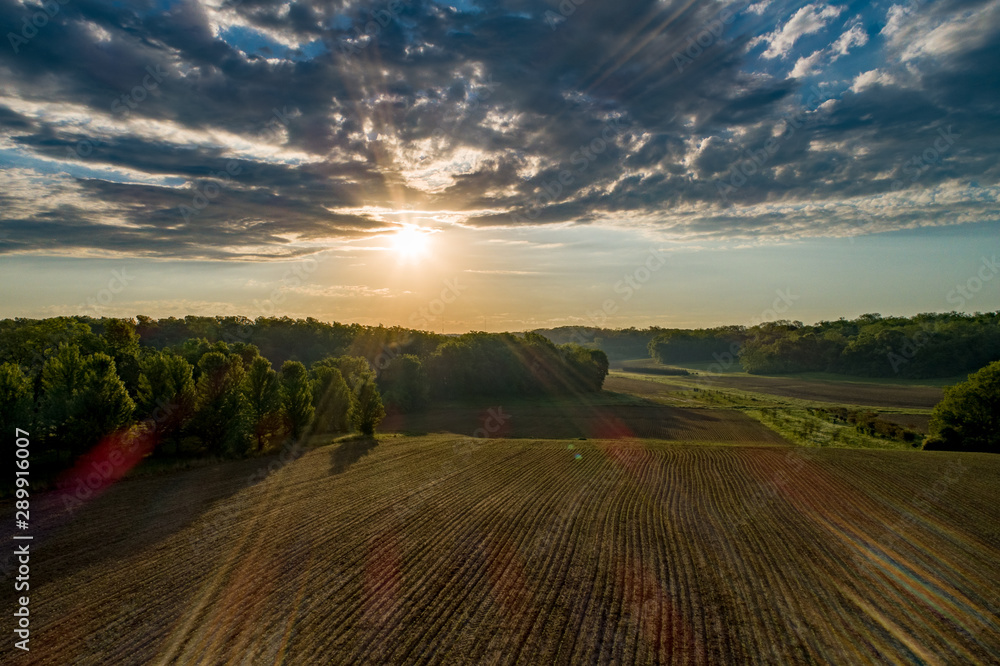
[537,313,1000,379]
[0,316,610,476]
[641,313,1000,379]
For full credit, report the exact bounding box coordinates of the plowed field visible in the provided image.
[612,371,944,410]
[3,436,998,665]
[381,400,787,444]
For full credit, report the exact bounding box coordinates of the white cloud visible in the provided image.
[832,23,868,56]
[760,4,845,59]
[881,4,910,41]
[882,0,1000,62]
[790,50,825,78]
[0,168,126,222]
[397,145,492,193]
[789,22,867,78]
[603,183,1000,243]
[851,69,897,93]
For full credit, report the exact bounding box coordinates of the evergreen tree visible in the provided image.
[40,347,134,457]
[280,361,314,441]
[76,353,135,450]
[351,369,385,436]
[0,362,33,437]
[136,352,196,454]
[102,318,142,397]
[311,365,354,433]
[245,356,282,451]
[192,351,249,456]
[40,344,87,450]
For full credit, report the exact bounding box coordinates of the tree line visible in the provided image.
[0,320,386,464]
[0,316,608,469]
[532,326,662,361]
[647,326,745,365]
[646,312,1000,378]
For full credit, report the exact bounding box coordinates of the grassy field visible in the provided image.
[2,432,998,664]
[615,360,947,410]
[606,368,940,448]
[616,358,967,387]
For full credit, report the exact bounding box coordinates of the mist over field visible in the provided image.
[1,0,999,663]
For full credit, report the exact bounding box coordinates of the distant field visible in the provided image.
[4,436,998,664]
[692,374,944,410]
[612,367,943,410]
[617,358,966,387]
[604,375,689,398]
[607,372,936,448]
[616,357,958,410]
[381,396,787,444]
[614,359,744,374]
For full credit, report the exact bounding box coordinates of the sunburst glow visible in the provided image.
[391,225,431,261]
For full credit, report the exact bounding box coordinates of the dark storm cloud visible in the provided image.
[1,0,999,257]
[0,104,34,130]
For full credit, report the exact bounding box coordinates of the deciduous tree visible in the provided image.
[925,360,1000,453]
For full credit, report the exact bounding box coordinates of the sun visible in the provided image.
[391,225,431,261]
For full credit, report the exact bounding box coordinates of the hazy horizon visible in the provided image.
[2,218,998,332]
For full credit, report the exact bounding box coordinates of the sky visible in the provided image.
[0,0,998,332]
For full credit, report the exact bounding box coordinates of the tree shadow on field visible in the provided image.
[0,452,294,591]
[329,436,379,475]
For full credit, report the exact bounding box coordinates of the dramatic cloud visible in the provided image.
[1,0,999,259]
[757,3,844,59]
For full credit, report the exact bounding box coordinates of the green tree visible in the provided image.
[323,356,371,385]
[103,318,140,355]
[351,369,385,436]
[280,361,314,441]
[925,361,1000,453]
[136,352,196,454]
[40,347,134,458]
[76,353,136,450]
[102,318,142,396]
[192,351,249,456]
[0,363,33,437]
[378,354,429,413]
[0,317,101,376]
[560,344,610,392]
[311,365,354,433]
[230,342,262,370]
[40,344,88,448]
[245,356,283,451]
